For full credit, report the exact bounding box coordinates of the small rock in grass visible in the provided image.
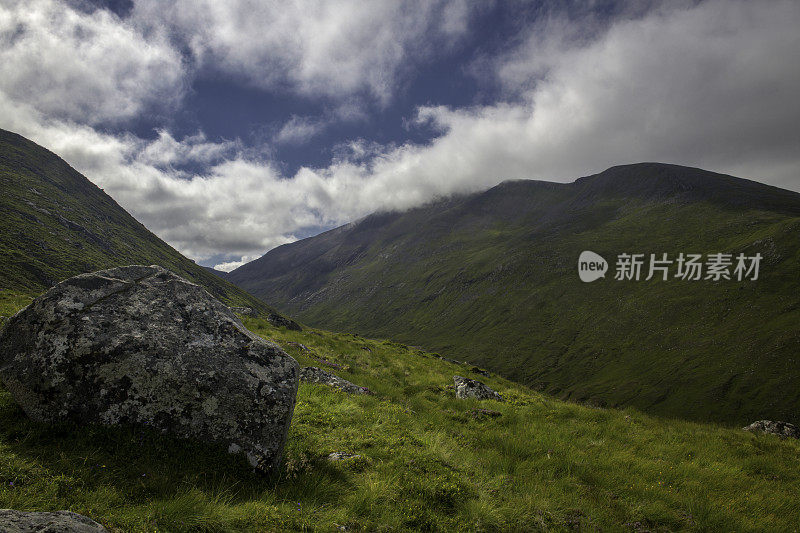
[229,306,257,317]
[314,357,342,370]
[743,420,799,438]
[300,367,372,395]
[0,509,108,532]
[454,376,503,401]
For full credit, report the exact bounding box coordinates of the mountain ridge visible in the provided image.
[0,128,277,316]
[227,162,800,425]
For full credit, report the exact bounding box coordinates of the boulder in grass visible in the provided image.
[0,509,108,532]
[453,376,503,401]
[743,420,799,439]
[300,367,372,395]
[0,265,299,471]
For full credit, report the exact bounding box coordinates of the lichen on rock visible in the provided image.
[299,366,372,395]
[0,265,299,471]
[453,376,503,401]
[0,509,108,532]
[743,420,799,439]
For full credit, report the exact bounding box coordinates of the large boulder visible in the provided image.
[453,376,503,401]
[0,265,299,471]
[743,420,800,439]
[0,509,107,532]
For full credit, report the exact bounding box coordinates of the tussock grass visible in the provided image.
[0,300,798,530]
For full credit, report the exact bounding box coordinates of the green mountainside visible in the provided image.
[0,128,273,315]
[0,294,798,530]
[228,163,800,426]
[0,131,798,531]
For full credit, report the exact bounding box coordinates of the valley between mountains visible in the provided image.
[1,129,798,531]
[225,162,800,426]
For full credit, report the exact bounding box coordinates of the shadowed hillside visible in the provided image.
[0,128,274,315]
[228,163,800,425]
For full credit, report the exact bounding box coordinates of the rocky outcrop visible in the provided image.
[267,313,303,331]
[0,510,107,532]
[230,306,257,317]
[0,265,299,471]
[299,367,372,395]
[453,376,503,401]
[743,420,800,438]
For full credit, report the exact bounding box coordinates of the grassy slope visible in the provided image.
[228,166,800,426]
[0,295,798,531]
[0,128,272,314]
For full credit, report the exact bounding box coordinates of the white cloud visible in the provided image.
[138,130,240,168]
[274,116,327,145]
[459,0,800,188]
[1,0,799,272]
[131,0,473,104]
[0,0,185,125]
[214,253,284,273]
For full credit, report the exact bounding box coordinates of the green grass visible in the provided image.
[0,295,798,531]
[231,181,800,426]
[0,291,32,328]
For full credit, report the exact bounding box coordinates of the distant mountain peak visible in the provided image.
[224,161,800,425]
[571,162,800,214]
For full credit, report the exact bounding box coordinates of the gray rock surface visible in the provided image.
[0,265,299,471]
[743,420,800,438]
[0,509,107,532]
[299,367,371,395]
[229,306,257,317]
[453,376,503,401]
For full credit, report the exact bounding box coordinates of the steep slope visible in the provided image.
[228,163,800,425]
[0,128,272,314]
[1,293,799,530]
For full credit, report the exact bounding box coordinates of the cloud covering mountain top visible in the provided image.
[1,0,798,270]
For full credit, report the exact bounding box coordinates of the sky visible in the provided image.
[1,0,799,271]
